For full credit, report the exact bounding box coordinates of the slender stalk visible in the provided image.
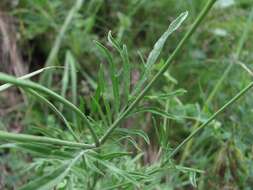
[204,7,253,110]
[180,7,253,163]
[0,66,62,92]
[0,73,99,145]
[27,89,80,142]
[0,130,95,149]
[162,81,253,165]
[236,60,253,77]
[100,0,217,144]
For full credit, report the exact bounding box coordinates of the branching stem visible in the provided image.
[100,0,217,145]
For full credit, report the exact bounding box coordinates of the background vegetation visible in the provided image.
[1,0,253,189]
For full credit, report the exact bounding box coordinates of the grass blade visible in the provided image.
[60,54,70,111]
[40,0,84,86]
[0,72,99,145]
[0,130,94,148]
[128,107,179,120]
[66,51,78,126]
[0,66,61,92]
[0,143,73,159]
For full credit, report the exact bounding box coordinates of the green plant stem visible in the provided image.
[204,7,253,111]
[180,7,253,163]
[0,130,95,149]
[27,89,80,142]
[100,0,217,144]
[0,73,99,145]
[162,81,253,165]
[0,66,62,92]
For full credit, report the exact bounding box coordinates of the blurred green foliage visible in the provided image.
[1,0,253,189]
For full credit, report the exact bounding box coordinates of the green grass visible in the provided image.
[1,0,253,189]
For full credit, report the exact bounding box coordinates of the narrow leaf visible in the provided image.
[0,143,72,159]
[108,30,121,52]
[60,54,70,110]
[19,151,85,190]
[116,128,150,145]
[132,11,188,95]
[189,172,197,188]
[27,89,79,141]
[66,51,78,125]
[122,45,131,102]
[128,107,179,120]
[95,40,120,114]
[0,66,60,92]
[144,89,187,100]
